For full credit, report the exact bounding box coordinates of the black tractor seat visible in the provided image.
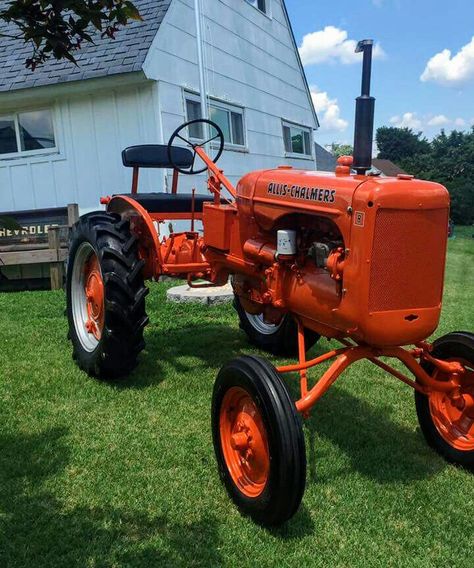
[117,192,214,214]
[122,145,193,169]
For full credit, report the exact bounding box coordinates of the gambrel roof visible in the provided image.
[0,0,172,92]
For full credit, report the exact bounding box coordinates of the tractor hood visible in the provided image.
[236,166,366,232]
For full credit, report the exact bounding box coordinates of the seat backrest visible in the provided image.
[121,144,193,169]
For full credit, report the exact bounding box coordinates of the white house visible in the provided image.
[0,0,319,215]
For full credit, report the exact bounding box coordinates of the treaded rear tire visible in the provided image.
[212,355,306,526]
[67,211,149,379]
[233,294,319,357]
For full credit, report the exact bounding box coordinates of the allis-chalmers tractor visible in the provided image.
[67,40,474,526]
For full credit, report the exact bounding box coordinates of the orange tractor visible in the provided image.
[67,40,474,526]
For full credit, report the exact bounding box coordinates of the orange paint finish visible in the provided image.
[340,177,449,345]
[277,341,463,414]
[219,386,270,497]
[107,194,162,278]
[202,203,236,251]
[103,140,455,417]
[160,232,209,277]
[237,168,362,236]
[150,212,204,222]
[428,358,474,450]
[230,171,450,347]
[83,253,104,340]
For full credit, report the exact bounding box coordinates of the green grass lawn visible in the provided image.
[1,227,473,567]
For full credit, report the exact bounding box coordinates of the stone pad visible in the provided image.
[166,283,234,305]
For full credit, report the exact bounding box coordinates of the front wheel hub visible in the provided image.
[220,387,269,497]
[231,431,249,451]
[430,360,474,451]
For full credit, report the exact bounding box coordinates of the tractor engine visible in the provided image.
[232,166,450,347]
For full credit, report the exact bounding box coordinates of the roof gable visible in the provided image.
[315,143,336,171]
[281,0,319,128]
[371,159,407,177]
[0,0,172,93]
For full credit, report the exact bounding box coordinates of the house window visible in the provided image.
[0,109,56,157]
[245,0,267,14]
[185,94,245,147]
[282,121,312,156]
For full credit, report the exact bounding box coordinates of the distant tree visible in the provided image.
[376,126,430,163]
[329,143,353,158]
[399,128,474,226]
[0,0,141,70]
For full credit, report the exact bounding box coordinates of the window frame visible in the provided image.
[244,0,271,17]
[281,120,313,159]
[184,92,247,151]
[0,107,58,160]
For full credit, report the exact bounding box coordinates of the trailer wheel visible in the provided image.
[415,332,474,470]
[233,295,319,356]
[212,355,306,526]
[67,211,149,379]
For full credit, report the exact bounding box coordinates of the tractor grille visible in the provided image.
[368,208,448,312]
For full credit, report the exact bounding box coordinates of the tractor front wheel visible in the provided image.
[67,211,149,379]
[415,332,474,469]
[212,355,306,526]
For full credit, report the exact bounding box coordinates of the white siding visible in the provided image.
[143,0,317,193]
[0,0,318,213]
[0,82,161,213]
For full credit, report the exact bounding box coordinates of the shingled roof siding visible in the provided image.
[0,0,172,92]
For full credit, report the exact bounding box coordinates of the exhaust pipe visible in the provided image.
[352,39,375,175]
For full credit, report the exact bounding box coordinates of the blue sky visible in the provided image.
[286,0,474,147]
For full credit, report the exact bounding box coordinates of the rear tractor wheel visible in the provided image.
[233,294,319,357]
[415,332,474,469]
[212,355,306,526]
[67,211,149,379]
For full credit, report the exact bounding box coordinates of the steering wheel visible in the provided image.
[167,119,225,175]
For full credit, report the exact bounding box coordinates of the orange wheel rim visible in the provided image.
[83,253,104,341]
[429,359,474,451]
[220,387,270,497]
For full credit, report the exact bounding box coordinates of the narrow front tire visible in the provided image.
[212,355,306,526]
[415,331,474,470]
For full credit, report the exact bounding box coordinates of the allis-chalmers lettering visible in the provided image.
[268,182,336,204]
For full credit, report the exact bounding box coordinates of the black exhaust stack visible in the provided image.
[353,39,375,175]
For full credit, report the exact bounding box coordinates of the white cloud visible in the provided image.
[427,114,450,127]
[389,112,423,130]
[310,87,348,132]
[299,26,385,66]
[389,113,469,132]
[421,37,474,86]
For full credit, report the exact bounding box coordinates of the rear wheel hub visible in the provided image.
[84,255,104,340]
[71,242,105,352]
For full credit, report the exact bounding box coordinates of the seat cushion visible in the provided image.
[121,145,193,169]
[119,192,214,213]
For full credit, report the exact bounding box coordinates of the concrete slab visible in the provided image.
[166,282,234,305]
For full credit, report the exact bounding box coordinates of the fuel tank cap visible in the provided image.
[278,165,293,169]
